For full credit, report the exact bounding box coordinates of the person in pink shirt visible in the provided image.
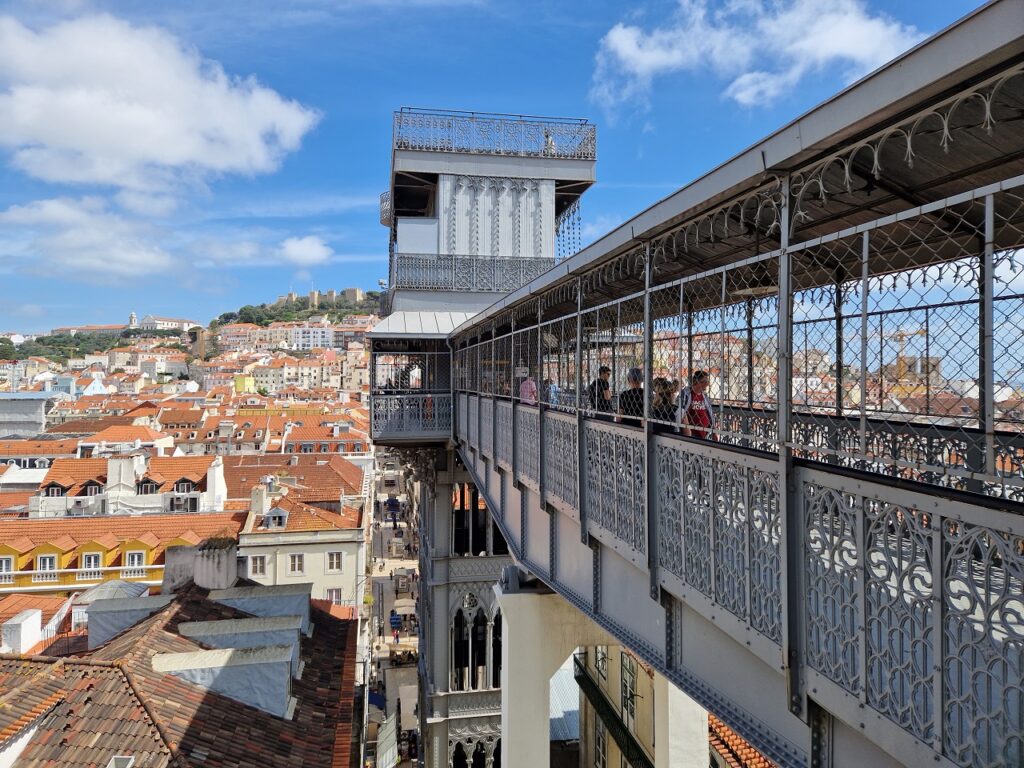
[519,375,538,404]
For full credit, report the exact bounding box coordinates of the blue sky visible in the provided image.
[0,0,979,332]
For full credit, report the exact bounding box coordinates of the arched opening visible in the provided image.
[491,610,502,688]
[471,742,486,768]
[452,608,469,691]
[471,608,487,690]
[452,483,469,556]
[451,742,468,768]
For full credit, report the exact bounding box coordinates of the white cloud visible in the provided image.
[581,214,623,246]
[0,196,174,279]
[279,235,332,266]
[591,0,923,112]
[0,14,320,199]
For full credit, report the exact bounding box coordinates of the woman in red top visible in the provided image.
[680,370,715,440]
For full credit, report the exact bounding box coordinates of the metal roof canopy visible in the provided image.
[451,0,1024,338]
[369,311,477,339]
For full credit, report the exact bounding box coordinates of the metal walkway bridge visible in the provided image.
[370,4,1024,766]
[445,9,1024,767]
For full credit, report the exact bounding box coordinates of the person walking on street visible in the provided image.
[587,366,613,413]
[678,370,716,439]
[617,367,644,425]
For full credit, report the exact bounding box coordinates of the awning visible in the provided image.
[394,598,416,615]
[377,713,399,768]
[399,684,419,732]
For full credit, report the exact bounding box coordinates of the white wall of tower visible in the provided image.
[437,174,555,259]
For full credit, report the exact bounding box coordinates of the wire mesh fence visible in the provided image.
[451,178,1024,503]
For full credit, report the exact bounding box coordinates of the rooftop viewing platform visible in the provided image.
[393,107,597,161]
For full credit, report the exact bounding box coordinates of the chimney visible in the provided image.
[194,538,238,590]
[162,545,197,593]
[2,609,42,654]
[250,484,271,517]
[152,645,296,718]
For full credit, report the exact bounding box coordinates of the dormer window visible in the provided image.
[84,483,103,497]
[174,481,194,493]
[137,481,158,495]
[46,485,65,497]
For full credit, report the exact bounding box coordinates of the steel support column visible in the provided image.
[642,242,659,599]
[778,175,806,721]
[576,278,588,544]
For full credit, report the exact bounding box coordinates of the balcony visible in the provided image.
[120,567,148,579]
[371,393,452,442]
[391,252,555,293]
[0,574,12,585]
[76,570,103,581]
[31,571,58,583]
[393,108,596,161]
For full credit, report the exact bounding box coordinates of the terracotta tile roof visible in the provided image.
[0,656,173,766]
[0,491,34,512]
[157,408,206,428]
[65,584,356,767]
[251,495,361,532]
[46,415,138,434]
[709,713,776,768]
[84,424,172,443]
[0,438,80,457]
[221,454,363,500]
[0,593,70,624]
[0,512,246,562]
[310,599,357,621]
[39,457,109,494]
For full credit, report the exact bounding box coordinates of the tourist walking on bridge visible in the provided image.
[617,367,644,425]
[679,370,715,439]
[587,365,612,413]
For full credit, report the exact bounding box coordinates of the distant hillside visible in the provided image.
[4,329,183,364]
[213,293,381,327]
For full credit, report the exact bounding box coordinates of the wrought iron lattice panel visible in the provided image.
[392,253,556,293]
[469,395,479,448]
[942,520,1024,768]
[582,420,646,557]
[863,497,934,743]
[655,438,782,643]
[458,393,468,443]
[496,400,513,467]
[370,394,452,438]
[515,404,540,486]
[801,468,1024,768]
[481,398,494,458]
[803,481,861,694]
[543,411,578,510]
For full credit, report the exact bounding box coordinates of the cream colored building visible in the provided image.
[238,488,366,609]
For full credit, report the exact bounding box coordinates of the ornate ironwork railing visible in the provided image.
[379,190,392,227]
[458,395,1024,768]
[391,252,555,293]
[370,394,452,439]
[393,108,596,161]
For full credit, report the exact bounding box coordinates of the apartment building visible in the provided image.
[29,454,228,517]
[0,510,246,594]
